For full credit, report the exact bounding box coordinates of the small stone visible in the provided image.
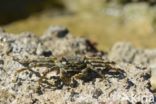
[92,88,103,99]
[42,26,69,39]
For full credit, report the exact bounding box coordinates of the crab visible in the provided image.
[13,55,124,88]
[57,56,87,85]
[58,56,121,85]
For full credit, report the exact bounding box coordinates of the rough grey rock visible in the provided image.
[108,42,156,88]
[41,25,69,39]
[41,26,99,56]
[108,42,137,63]
[0,27,154,104]
[108,42,156,67]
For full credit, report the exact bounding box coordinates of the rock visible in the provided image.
[108,42,137,63]
[108,42,156,66]
[122,3,154,35]
[41,26,98,56]
[0,27,155,104]
[1,60,154,104]
[108,0,156,5]
[108,42,156,88]
[42,26,69,39]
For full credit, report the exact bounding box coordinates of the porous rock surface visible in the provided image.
[108,42,156,88]
[108,42,156,70]
[0,26,155,104]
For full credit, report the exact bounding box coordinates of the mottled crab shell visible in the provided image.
[59,56,86,72]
